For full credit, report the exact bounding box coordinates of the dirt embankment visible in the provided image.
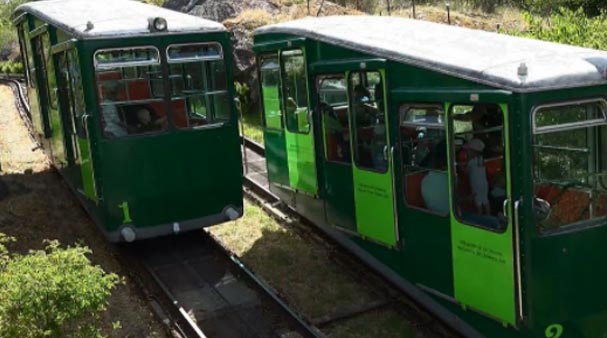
[0,85,167,338]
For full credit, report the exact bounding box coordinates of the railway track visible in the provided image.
[241,136,466,338]
[0,76,322,338]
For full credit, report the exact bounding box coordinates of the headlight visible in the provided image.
[148,17,167,32]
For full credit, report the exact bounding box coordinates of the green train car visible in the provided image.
[254,16,607,338]
[14,0,243,242]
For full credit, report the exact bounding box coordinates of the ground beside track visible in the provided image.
[209,201,439,338]
[0,85,168,338]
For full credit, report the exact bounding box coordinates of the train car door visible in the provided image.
[445,94,519,326]
[347,69,397,247]
[316,73,356,231]
[259,53,290,190]
[55,47,97,202]
[280,49,317,195]
[42,33,68,168]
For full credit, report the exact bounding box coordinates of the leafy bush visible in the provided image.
[0,236,120,338]
[235,81,252,115]
[511,7,607,50]
[0,61,24,75]
[512,0,607,16]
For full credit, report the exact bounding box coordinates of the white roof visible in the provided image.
[16,0,225,39]
[255,16,607,92]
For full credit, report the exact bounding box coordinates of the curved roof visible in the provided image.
[255,16,607,92]
[16,0,225,39]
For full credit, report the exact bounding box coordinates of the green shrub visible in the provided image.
[235,81,252,115]
[510,7,607,50]
[0,236,120,338]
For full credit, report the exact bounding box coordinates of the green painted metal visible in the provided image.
[262,85,282,129]
[285,131,317,194]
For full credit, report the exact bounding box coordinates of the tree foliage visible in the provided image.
[513,7,607,50]
[0,236,120,338]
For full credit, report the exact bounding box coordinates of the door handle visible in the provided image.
[503,199,509,218]
[383,145,389,161]
[81,113,90,134]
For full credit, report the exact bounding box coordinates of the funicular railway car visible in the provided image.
[254,16,607,338]
[13,0,243,242]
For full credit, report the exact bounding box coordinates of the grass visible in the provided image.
[208,201,430,337]
[241,112,264,144]
[390,4,526,32]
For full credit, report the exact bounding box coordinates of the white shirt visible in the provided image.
[467,156,489,206]
[102,102,127,138]
[421,170,449,214]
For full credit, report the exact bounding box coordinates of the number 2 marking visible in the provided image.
[545,324,563,338]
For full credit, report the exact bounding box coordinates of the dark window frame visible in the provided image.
[166,42,231,130]
[530,98,607,235]
[317,73,351,166]
[398,102,449,217]
[259,53,283,131]
[280,48,311,135]
[447,102,509,234]
[93,46,168,140]
[347,69,389,174]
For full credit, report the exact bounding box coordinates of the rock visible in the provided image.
[229,25,260,111]
[188,2,238,22]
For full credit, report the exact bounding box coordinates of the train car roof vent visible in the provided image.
[518,62,528,82]
[85,21,94,32]
[148,17,168,32]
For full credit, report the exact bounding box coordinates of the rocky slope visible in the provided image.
[164,0,357,110]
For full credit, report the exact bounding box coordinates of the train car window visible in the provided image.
[167,43,230,129]
[16,24,31,87]
[318,74,350,164]
[260,54,282,130]
[167,43,222,61]
[532,100,607,233]
[66,50,86,138]
[450,103,507,231]
[349,70,387,172]
[399,103,448,215]
[281,49,310,134]
[94,47,167,139]
[25,31,37,90]
[43,34,58,110]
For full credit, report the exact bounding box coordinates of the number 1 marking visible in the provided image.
[118,201,132,224]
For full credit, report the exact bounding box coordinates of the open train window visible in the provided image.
[281,49,310,134]
[94,47,167,139]
[16,23,31,87]
[449,103,507,232]
[260,54,282,130]
[167,42,230,129]
[318,74,350,164]
[399,103,448,215]
[349,70,387,172]
[532,99,607,233]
